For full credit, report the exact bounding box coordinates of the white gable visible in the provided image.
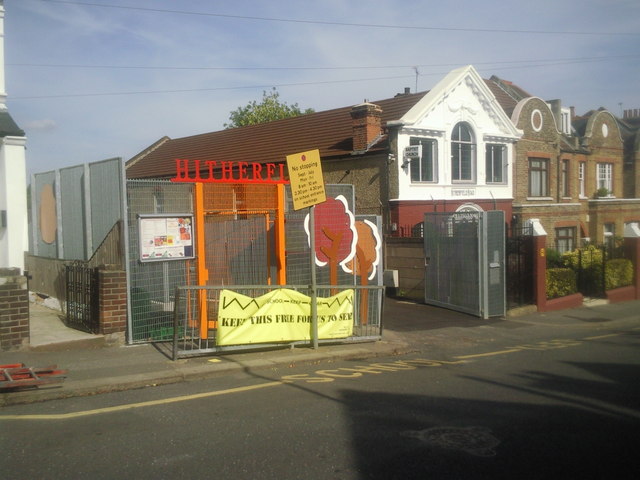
[400,65,520,139]
[392,65,522,203]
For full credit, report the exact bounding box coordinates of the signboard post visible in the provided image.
[286,149,326,349]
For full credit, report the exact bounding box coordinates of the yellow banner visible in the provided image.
[217,288,354,346]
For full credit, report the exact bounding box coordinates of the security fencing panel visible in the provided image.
[31,158,125,261]
[423,211,505,319]
[424,212,481,316]
[168,284,384,359]
[127,180,194,343]
[31,170,58,259]
[483,210,506,317]
[284,184,357,286]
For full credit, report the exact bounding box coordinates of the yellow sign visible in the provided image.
[217,288,354,346]
[285,149,326,210]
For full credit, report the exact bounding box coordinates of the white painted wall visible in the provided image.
[0,1,28,272]
[392,66,522,203]
[0,136,28,272]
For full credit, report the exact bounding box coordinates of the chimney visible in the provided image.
[350,102,383,153]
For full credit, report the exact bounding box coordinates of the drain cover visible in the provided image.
[402,426,499,457]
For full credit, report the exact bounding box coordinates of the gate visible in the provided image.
[65,262,100,333]
[506,225,534,309]
[423,211,505,318]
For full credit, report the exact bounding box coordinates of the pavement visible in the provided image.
[1,296,638,407]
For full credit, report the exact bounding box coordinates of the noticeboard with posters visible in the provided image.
[138,214,195,262]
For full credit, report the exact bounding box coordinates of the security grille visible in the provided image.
[424,211,505,318]
[127,180,194,342]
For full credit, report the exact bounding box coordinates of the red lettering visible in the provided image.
[220,161,234,181]
[172,159,289,184]
[205,161,217,180]
[193,160,202,181]
[252,163,263,181]
[238,162,249,181]
[173,159,192,181]
[266,163,276,181]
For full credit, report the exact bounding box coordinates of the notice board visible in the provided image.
[138,214,195,262]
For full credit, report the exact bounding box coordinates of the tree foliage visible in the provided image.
[224,88,314,129]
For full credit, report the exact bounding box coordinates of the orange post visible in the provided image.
[275,184,287,285]
[195,183,209,339]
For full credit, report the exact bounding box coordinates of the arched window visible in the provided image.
[451,122,475,182]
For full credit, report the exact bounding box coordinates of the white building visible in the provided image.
[0,0,28,272]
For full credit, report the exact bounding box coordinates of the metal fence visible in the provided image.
[126,180,195,343]
[167,284,384,359]
[31,158,125,261]
[506,225,534,309]
[65,262,99,333]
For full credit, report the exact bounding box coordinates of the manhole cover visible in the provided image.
[402,426,499,457]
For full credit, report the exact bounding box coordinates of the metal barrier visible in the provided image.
[169,285,384,360]
[65,262,99,333]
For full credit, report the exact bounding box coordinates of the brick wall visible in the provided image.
[0,268,29,351]
[97,265,127,337]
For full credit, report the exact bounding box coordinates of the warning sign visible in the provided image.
[286,149,326,210]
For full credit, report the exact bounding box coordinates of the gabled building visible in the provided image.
[489,73,639,252]
[127,65,523,237]
[385,65,522,234]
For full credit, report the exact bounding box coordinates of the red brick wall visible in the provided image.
[0,268,29,351]
[98,266,127,335]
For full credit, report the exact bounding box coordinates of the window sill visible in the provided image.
[526,197,553,201]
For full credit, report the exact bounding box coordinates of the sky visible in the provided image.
[4,0,640,177]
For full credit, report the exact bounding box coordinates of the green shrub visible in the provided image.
[546,268,577,299]
[605,258,634,290]
[560,244,603,269]
[545,249,564,268]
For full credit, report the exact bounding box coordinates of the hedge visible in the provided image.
[605,258,634,290]
[546,268,577,300]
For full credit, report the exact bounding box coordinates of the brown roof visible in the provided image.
[126,92,424,179]
[126,76,530,179]
[484,78,522,117]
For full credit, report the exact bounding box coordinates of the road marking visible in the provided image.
[1,329,631,421]
[0,381,281,421]
[583,333,620,340]
[455,349,521,359]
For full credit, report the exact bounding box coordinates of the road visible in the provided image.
[2,319,639,479]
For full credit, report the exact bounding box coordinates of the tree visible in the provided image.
[224,88,314,128]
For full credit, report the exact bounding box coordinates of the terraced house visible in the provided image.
[489,76,640,253]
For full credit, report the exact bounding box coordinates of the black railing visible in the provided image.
[65,262,100,333]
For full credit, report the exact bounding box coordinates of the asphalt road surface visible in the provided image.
[2,321,639,479]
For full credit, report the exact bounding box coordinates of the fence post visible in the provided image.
[98,264,127,344]
[527,219,548,311]
[623,224,640,300]
[0,268,29,351]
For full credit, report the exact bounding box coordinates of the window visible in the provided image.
[528,158,549,197]
[597,163,613,194]
[451,122,475,182]
[409,137,437,182]
[555,227,576,254]
[578,162,586,197]
[561,159,570,197]
[485,144,506,183]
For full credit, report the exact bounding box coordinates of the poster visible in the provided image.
[139,215,195,262]
[217,288,354,346]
